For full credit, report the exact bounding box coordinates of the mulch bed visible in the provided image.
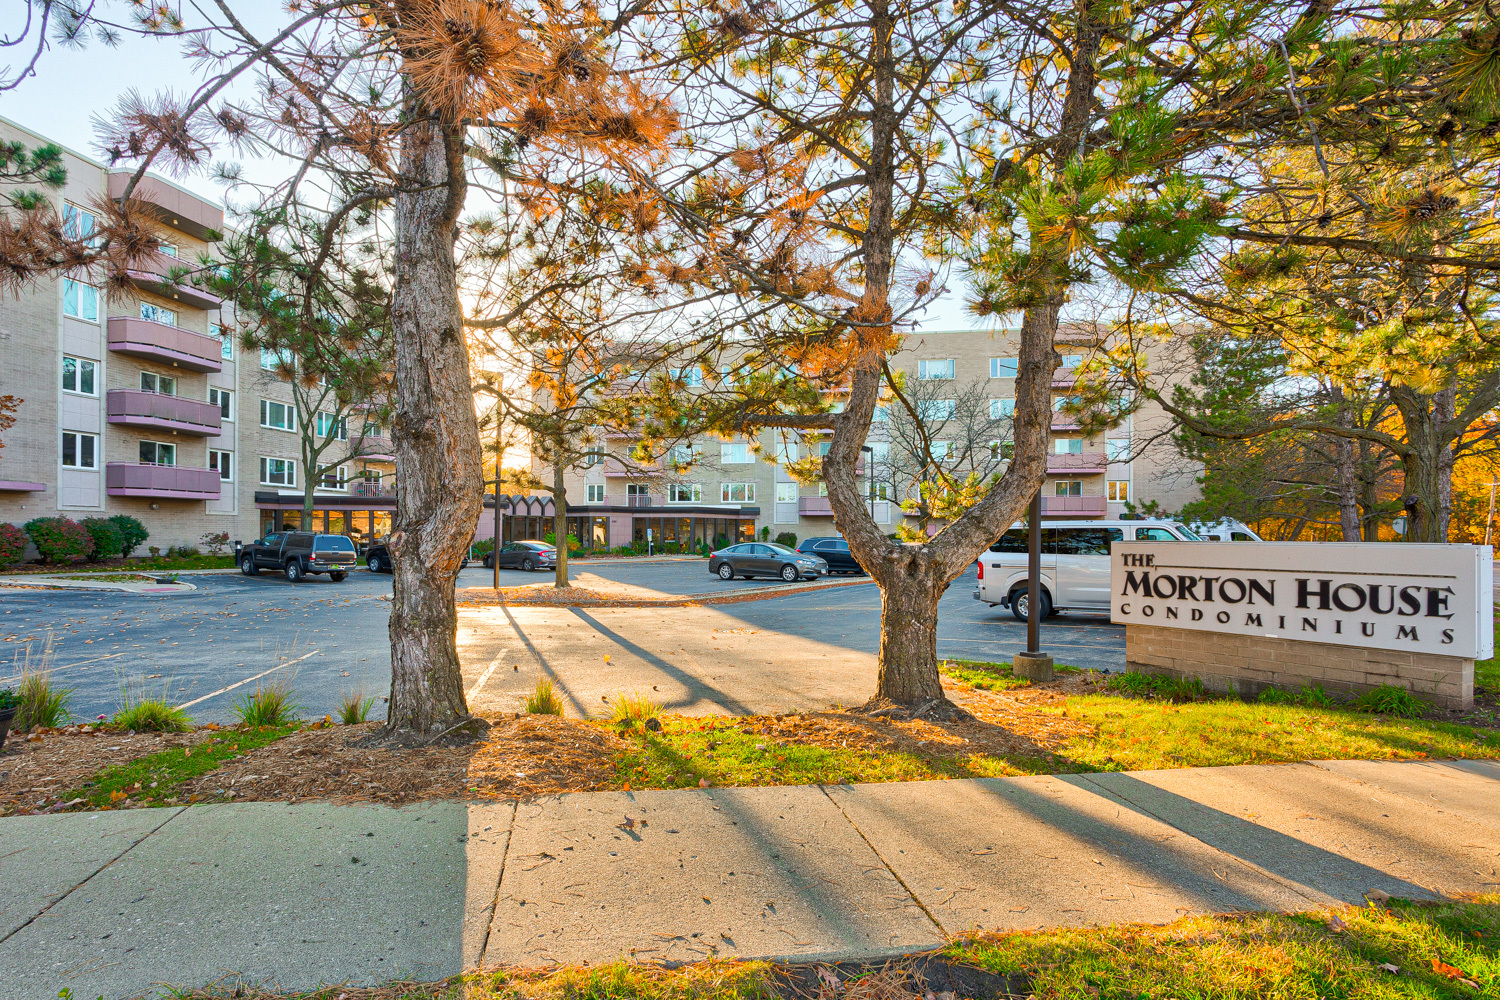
[0,724,224,816]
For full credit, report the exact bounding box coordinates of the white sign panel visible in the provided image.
[1110,542,1494,659]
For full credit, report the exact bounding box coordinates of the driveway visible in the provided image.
[0,562,1122,723]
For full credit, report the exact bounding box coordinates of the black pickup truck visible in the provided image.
[239,532,357,582]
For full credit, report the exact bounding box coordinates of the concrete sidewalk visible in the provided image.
[3,759,1498,999]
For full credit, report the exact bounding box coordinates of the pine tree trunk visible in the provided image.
[384,116,482,735]
[553,460,569,588]
[1333,435,1361,541]
[873,550,946,704]
[1392,386,1455,543]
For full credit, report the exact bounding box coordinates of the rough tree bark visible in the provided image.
[1332,394,1361,541]
[553,457,570,588]
[1391,385,1456,542]
[385,115,483,734]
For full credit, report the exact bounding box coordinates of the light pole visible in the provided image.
[860,445,875,520]
[1013,488,1055,681]
[492,408,502,591]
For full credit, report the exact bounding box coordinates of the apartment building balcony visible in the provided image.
[1040,495,1107,517]
[603,457,660,477]
[357,450,396,463]
[106,389,222,437]
[350,479,395,498]
[625,494,665,508]
[107,316,223,372]
[109,172,224,242]
[126,251,224,311]
[1046,451,1107,475]
[106,462,220,501]
[1051,412,1082,431]
[0,480,44,492]
[798,496,835,517]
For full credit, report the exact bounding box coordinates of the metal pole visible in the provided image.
[1487,480,1498,548]
[492,410,502,591]
[1027,489,1041,653]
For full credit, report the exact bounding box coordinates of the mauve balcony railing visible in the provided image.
[351,480,395,498]
[106,462,220,501]
[1046,451,1107,474]
[798,496,835,516]
[625,494,664,507]
[106,389,221,437]
[107,316,223,373]
[108,172,224,242]
[1040,495,1107,516]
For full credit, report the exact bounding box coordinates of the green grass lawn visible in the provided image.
[1476,614,1499,693]
[63,726,298,808]
[170,897,1498,999]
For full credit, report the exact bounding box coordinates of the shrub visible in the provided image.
[610,691,659,729]
[166,544,201,559]
[23,517,93,564]
[338,689,377,725]
[233,675,301,727]
[147,546,161,558]
[759,526,771,540]
[774,532,798,548]
[80,517,124,560]
[113,695,191,732]
[471,539,495,557]
[524,678,563,715]
[200,531,230,556]
[0,688,18,712]
[1352,684,1428,718]
[0,523,25,568]
[109,515,149,558]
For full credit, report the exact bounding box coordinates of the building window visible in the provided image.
[61,356,96,396]
[771,439,798,464]
[315,411,347,440]
[931,440,955,461]
[139,302,178,327]
[626,483,650,498]
[1060,354,1084,369]
[586,484,605,503]
[917,359,955,380]
[61,431,97,469]
[1108,480,1129,501]
[775,482,798,503]
[720,441,752,464]
[260,399,296,432]
[1055,480,1083,497]
[721,482,755,502]
[259,457,297,486]
[582,448,604,466]
[719,365,737,387]
[140,371,176,395]
[210,386,233,420]
[362,420,383,439]
[990,398,1015,419]
[212,323,233,360]
[62,278,98,322]
[260,347,293,371]
[63,203,98,245]
[670,444,696,466]
[669,366,703,386]
[1053,395,1081,412]
[1107,438,1130,462]
[139,440,176,466]
[319,465,349,489]
[209,449,233,481]
[989,440,1015,461]
[668,483,701,503]
[918,399,956,421]
[1054,438,1084,455]
[866,442,890,466]
[871,405,889,422]
[990,358,1018,378]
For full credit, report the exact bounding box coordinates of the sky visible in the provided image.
[0,9,987,334]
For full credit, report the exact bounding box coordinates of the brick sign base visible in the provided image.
[1124,623,1475,709]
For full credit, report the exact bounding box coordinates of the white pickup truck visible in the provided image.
[975,518,1205,620]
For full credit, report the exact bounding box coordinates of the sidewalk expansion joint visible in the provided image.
[0,806,185,946]
[476,799,519,970]
[817,784,949,939]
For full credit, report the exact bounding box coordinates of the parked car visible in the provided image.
[709,542,828,582]
[975,518,1203,621]
[796,536,866,574]
[483,540,557,572]
[364,539,469,573]
[1188,518,1263,542]
[240,531,358,582]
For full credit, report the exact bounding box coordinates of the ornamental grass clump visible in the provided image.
[11,634,71,730]
[338,688,377,725]
[525,678,564,715]
[1352,684,1429,718]
[112,689,192,732]
[233,674,302,727]
[611,691,660,729]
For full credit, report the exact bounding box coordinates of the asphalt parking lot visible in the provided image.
[0,559,1123,723]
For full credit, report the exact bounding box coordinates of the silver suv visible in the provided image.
[975,519,1202,620]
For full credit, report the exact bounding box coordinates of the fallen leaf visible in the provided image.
[699,777,711,788]
[1366,888,1391,903]
[1433,958,1470,980]
[1328,914,1348,933]
[1377,964,1400,974]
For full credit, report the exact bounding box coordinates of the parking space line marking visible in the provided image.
[174,648,321,711]
[467,653,505,702]
[0,651,125,685]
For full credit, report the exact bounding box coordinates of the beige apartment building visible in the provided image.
[531,327,1200,551]
[0,116,399,552]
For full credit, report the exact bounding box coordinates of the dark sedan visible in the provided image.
[796,536,866,574]
[363,539,468,573]
[483,540,557,571]
[709,542,828,582]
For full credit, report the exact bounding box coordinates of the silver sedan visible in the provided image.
[709,542,829,582]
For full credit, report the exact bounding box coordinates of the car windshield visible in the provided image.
[766,543,797,554]
[1171,523,1203,540]
[315,536,355,551]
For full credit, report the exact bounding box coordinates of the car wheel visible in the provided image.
[330,571,347,582]
[521,557,535,572]
[1010,586,1051,623]
[367,555,383,573]
[780,563,799,582]
[460,558,469,570]
[717,562,735,580]
[285,560,303,583]
[241,555,258,576]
